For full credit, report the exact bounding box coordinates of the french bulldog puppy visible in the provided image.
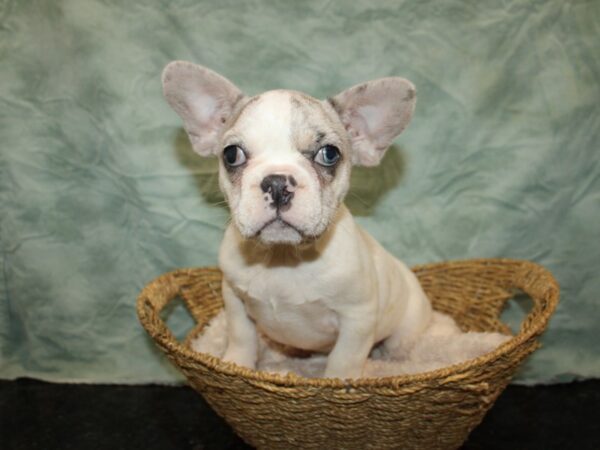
[162,61,432,378]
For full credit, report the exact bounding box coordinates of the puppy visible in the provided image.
[162,61,432,378]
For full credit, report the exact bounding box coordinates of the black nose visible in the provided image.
[261,174,294,209]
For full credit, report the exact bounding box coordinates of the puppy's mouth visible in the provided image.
[260,216,301,234]
[254,216,313,245]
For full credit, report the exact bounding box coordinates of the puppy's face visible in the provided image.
[218,91,351,244]
[162,62,416,245]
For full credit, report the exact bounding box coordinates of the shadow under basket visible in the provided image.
[137,258,558,450]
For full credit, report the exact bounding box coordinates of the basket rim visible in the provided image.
[137,258,559,389]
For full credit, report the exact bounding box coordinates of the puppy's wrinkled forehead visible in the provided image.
[225,90,343,154]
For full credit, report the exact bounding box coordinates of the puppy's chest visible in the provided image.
[236,266,329,312]
[230,266,339,349]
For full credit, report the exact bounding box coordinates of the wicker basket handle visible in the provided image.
[136,269,216,354]
[509,260,559,335]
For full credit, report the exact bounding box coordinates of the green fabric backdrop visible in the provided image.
[1,0,599,384]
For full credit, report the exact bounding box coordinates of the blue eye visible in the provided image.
[223,145,247,167]
[314,145,341,167]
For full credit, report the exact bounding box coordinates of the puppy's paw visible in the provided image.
[222,346,257,370]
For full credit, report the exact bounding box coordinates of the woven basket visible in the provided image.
[137,258,558,450]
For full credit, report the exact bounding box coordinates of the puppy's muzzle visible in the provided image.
[261,174,296,211]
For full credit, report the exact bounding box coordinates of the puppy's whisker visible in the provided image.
[348,191,370,207]
[206,200,229,208]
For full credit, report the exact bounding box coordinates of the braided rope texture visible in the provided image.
[137,259,558,450]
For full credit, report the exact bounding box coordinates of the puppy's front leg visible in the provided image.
[324,310,376,379]
[222,278,258,369]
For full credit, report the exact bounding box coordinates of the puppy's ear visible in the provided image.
[328,78,416,166]
[162,61,244,156]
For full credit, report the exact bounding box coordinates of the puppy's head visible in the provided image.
[162,61,416,245]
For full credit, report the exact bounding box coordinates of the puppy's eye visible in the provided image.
[314,145,341,167]
[223,145,247,167]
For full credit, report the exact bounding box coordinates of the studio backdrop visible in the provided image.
[1,0,599,384]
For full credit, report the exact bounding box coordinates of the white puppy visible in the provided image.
[162,61,432,378]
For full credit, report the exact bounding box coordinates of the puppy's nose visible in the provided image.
[261,174,294,209]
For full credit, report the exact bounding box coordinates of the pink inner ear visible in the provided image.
[357,104,386,136]
[344,109,370,140]
[189,92,218,124]
[162,61,244,156]
[330,77,415,166]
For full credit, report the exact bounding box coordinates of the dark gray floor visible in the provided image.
[1,378,598,449]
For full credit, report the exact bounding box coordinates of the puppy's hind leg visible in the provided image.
[383,281,433,359]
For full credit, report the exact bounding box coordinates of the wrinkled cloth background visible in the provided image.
[1,0,599,384]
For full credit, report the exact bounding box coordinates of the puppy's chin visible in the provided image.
[257,219,303,245]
